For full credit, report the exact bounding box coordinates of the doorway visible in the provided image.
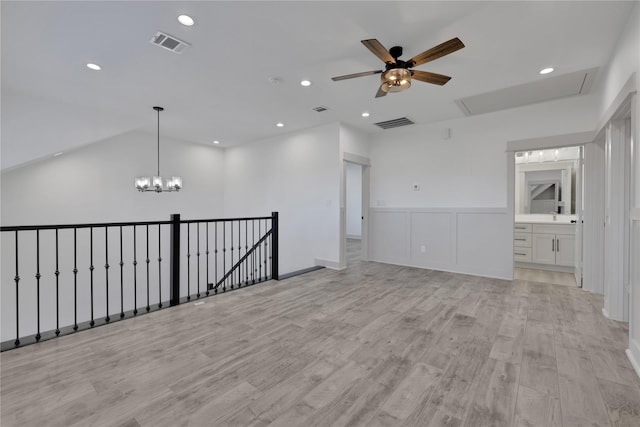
[513,146,583,287]
[345,162,363,265]
[340,153,370,269]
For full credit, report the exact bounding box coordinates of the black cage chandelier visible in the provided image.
[135,106,182,192]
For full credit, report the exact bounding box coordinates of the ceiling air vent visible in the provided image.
[312,106,329,112]
[374,117,415,130]
[150,32,190,54]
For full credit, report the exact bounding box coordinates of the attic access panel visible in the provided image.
[456,68,598,115]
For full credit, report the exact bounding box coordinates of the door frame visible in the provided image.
[340,152,371,268]
[506,131,595,283]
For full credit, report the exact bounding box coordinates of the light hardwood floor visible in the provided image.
[2,255,640,426]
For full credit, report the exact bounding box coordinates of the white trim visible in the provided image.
[596,73,637,136]
[370,259,513,281]
[506,131,594,153]
[343,152,370,166]
[602,307,611,319]
[627,343,640,379]
[370,207,508,214]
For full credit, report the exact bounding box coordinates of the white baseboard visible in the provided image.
[368,258,512,281]
[314,258,346,271]
[602,307,610,319]
[627,343,640,380]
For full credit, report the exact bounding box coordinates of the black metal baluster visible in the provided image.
[237,221,242,288]
[158,224,162,309]
[197,222,201,298]
[214,222,218,294]
[73,228,78,330]
[245,220,248,285]
[105,226,110,323]
[187,223,191,300]
[90,227,95,327]
[230,220,234,290]
[264,219,269,280]
[223,222,226,292]
[206,222,210,296]
[146,225,150,312]
[258,220,262,281]
[119,226,124,319]
[133,225,138,315]
[14,231,20,346]
[35,230,41,341]
[55,229,60,336]
[252,220,256,284]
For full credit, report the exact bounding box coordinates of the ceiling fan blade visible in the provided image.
[361,39,395,64]
[411,70,452,86]
[407,37,465,67]
[331,70,383,81]
[375,86,387,98]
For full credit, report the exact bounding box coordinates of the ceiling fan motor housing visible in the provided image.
[389,45,403,60]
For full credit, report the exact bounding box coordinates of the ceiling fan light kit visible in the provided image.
[332,37,464,98]
[381,68,412,93]
[135,106,182,193]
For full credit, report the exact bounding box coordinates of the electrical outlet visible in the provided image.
[420,245,426,253]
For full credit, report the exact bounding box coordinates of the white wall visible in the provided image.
[1,130,225,225]
[597,3,640,119]
[346,162,362,238]
[368,94,598,279]
[591,2,640,379]
[223,123,341,274]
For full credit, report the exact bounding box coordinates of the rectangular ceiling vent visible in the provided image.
[374,117,415,130]
[312,106,329,112]
[150,32,190,54]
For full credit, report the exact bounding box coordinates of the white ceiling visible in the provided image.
[1,1,635,170]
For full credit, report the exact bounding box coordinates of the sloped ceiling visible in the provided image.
[1,1,635,170]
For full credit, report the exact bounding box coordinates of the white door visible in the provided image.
[557,234,576,267]
[574,146,584,286]
[532,233,556,264]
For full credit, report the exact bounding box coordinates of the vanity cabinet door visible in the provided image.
[532,233,556,264]
[555,234,575,266]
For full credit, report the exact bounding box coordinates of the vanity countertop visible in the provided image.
[515,214,577,224]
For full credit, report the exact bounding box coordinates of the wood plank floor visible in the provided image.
[2,256,640,426]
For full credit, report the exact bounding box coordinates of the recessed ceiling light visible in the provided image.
[53,152,63,157]
[300,80,311,87]
[178,15,195,26]
[276,122,284,127]
[86,63,101,71]
[212,140,220,144]
[539,67,554,75]
[361,112,370,117]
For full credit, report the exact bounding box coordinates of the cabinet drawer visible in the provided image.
[532,224,574,235]
[514,247,532,262]
[514,223,532,233]
[514,232,532,247]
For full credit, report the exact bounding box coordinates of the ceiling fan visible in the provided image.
[331,37,465,98]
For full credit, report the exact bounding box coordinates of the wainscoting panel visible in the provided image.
[410,212,454,266]
[369,210,410,263]
[369,208,512,280]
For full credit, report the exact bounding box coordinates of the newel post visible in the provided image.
[170,213,181,306]
[271,211,279,280]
